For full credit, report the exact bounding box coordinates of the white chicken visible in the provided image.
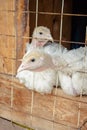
[16,26,59,94]
[17,46,87,96]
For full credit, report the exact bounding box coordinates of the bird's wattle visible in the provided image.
[36,41,46,47]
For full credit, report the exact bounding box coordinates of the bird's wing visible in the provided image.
[61,46,87,73]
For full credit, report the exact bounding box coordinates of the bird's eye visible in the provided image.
[39,32,43,35]
[30,58,36,62]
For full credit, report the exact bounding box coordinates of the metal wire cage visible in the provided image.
[0,0,87,130]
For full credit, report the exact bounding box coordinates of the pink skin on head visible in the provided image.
[17,62,29,73]
[31,38,46,47]
[17,55,51,73]
[17,61,50,73]
[17,56,55,73]
[36,41,46,47]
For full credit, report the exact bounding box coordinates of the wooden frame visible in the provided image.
[0,73,87,130]
[0,0,87,130]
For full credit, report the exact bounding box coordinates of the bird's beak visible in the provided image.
[17,62,29,73]
[47,35,53,42]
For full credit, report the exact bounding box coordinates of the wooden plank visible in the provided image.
[54,97,79,127]
[53,88,87,104]
[0,11,15,35]
[0,73,87,130]
[32,93,55,120]
[0,1,86,130]
[0,0,16,74]
[80,103,87,129]
[0,36,16,58]
[0,0,16,76]
[0,0,15,11]
[0,0,15,38]
[15,0,29,59]
[0,0,29,75]
[0,107,77,130]
[13,87,32,113]
[0,57,16,75]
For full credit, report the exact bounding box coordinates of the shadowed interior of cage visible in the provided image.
[0,0,87,130]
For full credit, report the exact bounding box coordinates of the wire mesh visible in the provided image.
[0,0,87,130]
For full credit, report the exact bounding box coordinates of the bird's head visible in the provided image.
[17,49,54,73]
[32,26,53,47]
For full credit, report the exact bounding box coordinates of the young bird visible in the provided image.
[32,26,53,46]
[17,43,68,93]
[17,49,54,72]
[17,49,57,94]
[16,26,57,94]
[58,46,87,96]
[26,26,53,52]
[17,46,87,96]
[17,26,69,94]
[44,46,87,96]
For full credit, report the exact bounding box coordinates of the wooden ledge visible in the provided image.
[0,73,87,130]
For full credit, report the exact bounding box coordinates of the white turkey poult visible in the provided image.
[17,46,87,96]
[48,46,87,96]
[58,46,87,96]
[16,26,67,94]
[16,26,55,94]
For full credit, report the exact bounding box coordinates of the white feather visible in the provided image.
[16,26,59,94]
[16,68,57,94]
[58,46,87,96]
[21,45,87,96]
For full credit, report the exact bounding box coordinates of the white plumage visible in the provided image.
[58,46,87,96]
[17,69,56,94]
[16,26,58,94]
[26,26,53,51]
[19,46,87,96]
[16,47,59,95]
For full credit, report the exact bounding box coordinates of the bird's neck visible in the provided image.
[32,38,46,47]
